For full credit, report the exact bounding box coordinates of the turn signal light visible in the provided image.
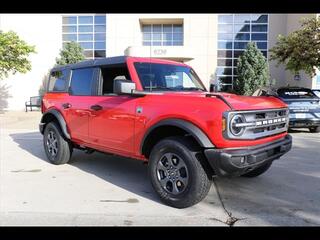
[222,117,226,131]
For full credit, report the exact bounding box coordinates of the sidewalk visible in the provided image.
[0,110,42,130]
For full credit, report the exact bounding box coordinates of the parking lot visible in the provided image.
[0,111,319,226]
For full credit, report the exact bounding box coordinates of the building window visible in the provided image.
[217,14,269,91]
[62,15,106,59]
[142,24,183,46]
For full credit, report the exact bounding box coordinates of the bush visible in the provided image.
[234,42,270,95]
[55,42,85,66]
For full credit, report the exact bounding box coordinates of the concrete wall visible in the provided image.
[269,14,317,89]
[285,14,316,89]
[184,14,218,89]
[0,14,62,111]
[106,14,218,89]
[268,14,288,87]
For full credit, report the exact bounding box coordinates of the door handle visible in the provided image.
[90,104,103,111]
[62,103,71,109]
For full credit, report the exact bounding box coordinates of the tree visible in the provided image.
[55,41,85,65]
[269,17,320,78]
[234,42,270,95]
[38,72,50,97]
[0,31,36,79]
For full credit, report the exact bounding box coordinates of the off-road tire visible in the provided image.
[43,121,72,165]
[148,136,212,208]
[309,126,320,133]
[241,161,273,178]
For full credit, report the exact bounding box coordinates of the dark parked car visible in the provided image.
[253,87,320,133]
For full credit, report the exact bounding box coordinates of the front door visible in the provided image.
[88,64,137,156]
[88,95,137,155]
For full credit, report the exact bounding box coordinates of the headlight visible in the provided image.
[230,114,246,136]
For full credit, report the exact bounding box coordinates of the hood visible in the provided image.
[158,91,288,111]
[215,93,287,110]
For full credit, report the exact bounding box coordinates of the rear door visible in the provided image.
[63,67,98,144]
[45,69,70,114]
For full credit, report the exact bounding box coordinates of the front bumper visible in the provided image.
[204,135,292,177]
[289,119,320,128]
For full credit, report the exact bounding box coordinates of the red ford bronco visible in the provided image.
[40,56,292,208]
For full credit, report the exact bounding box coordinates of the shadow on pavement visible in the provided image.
[9,131,160,204]
[69,150,160,203]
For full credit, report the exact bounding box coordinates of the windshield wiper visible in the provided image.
[147,86,175,91]
[145,86,205,92]
[158,86,204,91]
[178,87,204,91]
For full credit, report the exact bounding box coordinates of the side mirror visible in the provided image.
[113,79,136,95]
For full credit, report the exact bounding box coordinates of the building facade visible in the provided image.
[0,14,319,110]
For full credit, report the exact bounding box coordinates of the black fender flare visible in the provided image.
[40,109,70,139]
[140,118,215,155]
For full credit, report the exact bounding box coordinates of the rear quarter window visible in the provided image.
[48,70,69,92]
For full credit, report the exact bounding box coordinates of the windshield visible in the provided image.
[277,89,318,99]
[134,62,206,91]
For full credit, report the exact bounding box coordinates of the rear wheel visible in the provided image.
[148,136,212,208]
[309,126,320,133]
[241,161,272,178]
[43,122,72,165]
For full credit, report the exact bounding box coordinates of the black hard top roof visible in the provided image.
[51,56,127,72]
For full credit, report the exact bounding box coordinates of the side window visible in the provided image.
[100,64,131,95]
[48,70,68,92]
[70,68,95,96]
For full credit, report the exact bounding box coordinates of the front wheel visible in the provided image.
[309,126,320,133]
[148,136,212,208]
[43,122,72,165]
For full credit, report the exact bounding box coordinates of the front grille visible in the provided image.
[224,108,289,140]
